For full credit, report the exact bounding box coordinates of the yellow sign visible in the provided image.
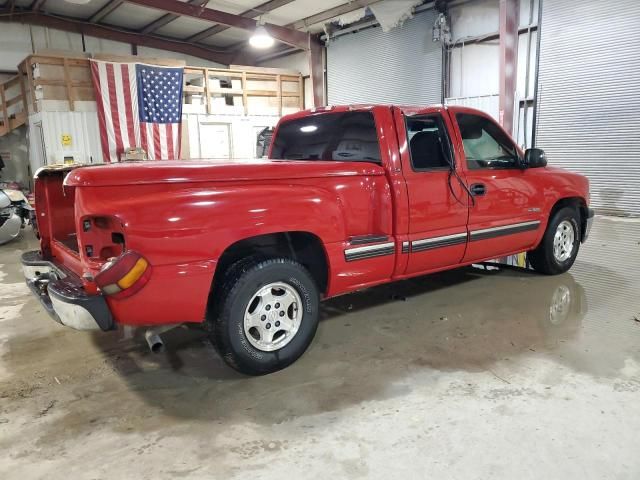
[61,134,72,147]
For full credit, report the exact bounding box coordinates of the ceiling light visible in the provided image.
[65,0,92,4]
[250,21,274,49]
[300,125,317,133]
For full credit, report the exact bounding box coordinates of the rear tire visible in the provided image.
[528,206,581,275]
[210,257,319,375]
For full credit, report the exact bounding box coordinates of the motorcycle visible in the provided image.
[0,189,34,245]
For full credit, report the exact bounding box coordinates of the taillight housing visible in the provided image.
[95,251,151,299]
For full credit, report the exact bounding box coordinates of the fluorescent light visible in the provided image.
[249,25,274,49]
[65,0,92,4]
[300,125,317,133]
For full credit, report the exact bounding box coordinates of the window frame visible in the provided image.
[404,113,455,173]
[455,113,522,171]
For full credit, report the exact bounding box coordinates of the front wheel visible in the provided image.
[210,257,320,375]
[528,206,581,275]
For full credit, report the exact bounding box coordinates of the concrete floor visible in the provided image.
[1,217,639,479]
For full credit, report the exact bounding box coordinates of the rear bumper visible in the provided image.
[583,208,595,242]
[21,251,114,331]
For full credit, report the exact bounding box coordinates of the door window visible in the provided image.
[456,113,519,169]
[405,114,453,170]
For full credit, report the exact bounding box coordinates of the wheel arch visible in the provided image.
[211,231,330,301]
[548,196,588,241]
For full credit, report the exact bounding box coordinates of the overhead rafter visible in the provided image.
[89,0,125,23]
[289,0,383,30]
[228,0,383,53]
[139,0,208,35]
[0,11,235,65]
[30,0,47,11]
[187,0,296,43]
[124,0,309,50]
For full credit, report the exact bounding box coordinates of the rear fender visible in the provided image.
[75,183,347,266]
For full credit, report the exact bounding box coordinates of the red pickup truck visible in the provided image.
[22,105,594,375]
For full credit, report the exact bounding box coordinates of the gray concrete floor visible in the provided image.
[1,217,640,479]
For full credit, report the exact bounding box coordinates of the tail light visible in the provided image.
[95,251,151,299]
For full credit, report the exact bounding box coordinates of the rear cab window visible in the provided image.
[269,111,381,164]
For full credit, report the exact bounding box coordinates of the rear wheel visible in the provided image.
[528,207,581,275]
[210,257,319,375]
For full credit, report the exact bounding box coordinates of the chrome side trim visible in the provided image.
[401,241,410,254]
[470,220,541,241]
[349,234,389,245]
[344,241,395,262]
[411,232,467,253]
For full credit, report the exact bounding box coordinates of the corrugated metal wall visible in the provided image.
[327,9,442,105]
[535,0,640,216]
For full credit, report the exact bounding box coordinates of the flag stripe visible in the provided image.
[98,62,118,162]
[120,64,137,150]
[141,122,149,157]
[106,63,123,161]
[113,64,130,150]
[166,123,174,160]
[90,62,111,163]
[127,65,141,148]
[153,123,162,160]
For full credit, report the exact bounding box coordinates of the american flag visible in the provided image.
[90,60,184,162]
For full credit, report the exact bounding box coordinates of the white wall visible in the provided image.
[258,51,312,108]
[183,113,280,160]
[258,51,310,76]
[448,0,539,99]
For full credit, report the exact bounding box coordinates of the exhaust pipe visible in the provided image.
[144,330,164,353]
[144,324,180,353]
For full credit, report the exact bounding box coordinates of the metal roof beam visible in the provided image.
[0,11,235,65]
[289,0,383,31]
[187,0,295,43]
[30,0,46,11]
[139,0,208,35]
[89,0,125,23]
[124,0,309,50]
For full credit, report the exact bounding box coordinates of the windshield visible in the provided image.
[269,111,381,164]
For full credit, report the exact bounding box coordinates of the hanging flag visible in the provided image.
[90,59,184,162]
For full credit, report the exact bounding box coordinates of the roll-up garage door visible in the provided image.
[535,0,640,216]
[327,9,442,105]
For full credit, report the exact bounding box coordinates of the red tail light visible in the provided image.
[95,251,151,299]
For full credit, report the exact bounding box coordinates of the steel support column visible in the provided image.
[498,0,519,134]
[309,38,325,107]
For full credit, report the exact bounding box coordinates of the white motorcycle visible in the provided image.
[0,189,34,245]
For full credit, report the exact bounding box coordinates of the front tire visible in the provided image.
[528,206,581,275]
[210,257,319,375]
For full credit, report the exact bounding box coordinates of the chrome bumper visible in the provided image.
[21,251,114,331]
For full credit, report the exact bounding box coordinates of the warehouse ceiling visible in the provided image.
[0,0,400,64]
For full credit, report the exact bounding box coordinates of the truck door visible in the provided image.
[449,109,544,262]
[394,107,469,275]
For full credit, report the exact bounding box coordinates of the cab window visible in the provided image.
[405,114,453,170]
[456,113,519,169]
[269,111,381,164]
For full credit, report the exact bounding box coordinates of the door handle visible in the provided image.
[470,183,486,196]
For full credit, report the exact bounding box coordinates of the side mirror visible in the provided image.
[0,190,11,209]
[523,148,547,168]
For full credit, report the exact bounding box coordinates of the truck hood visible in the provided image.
[61,159,385,187]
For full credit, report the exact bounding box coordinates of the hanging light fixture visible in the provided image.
[249,17,274,49]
